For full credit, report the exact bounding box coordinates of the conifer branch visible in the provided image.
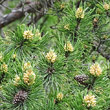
[0,0,58,29]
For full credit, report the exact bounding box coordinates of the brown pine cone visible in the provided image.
[74,74,89,84]
[13,90,28,104]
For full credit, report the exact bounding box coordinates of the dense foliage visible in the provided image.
[0,0,110,110]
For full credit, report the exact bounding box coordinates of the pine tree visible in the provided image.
[0,0,110,110]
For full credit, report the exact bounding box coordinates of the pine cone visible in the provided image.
[13,90,28,104]
[74,74,89,84]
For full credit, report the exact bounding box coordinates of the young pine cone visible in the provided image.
[74,74,89,85]
[13,90,28,104]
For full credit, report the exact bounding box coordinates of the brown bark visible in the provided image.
[93,40,110,60]
[0,2,41,29]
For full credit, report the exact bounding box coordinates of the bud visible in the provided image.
[103,35,108,39]
[84,94,96,107]
[93,18,98,28]
[23,30,33,40]
[23,62,31,71]
[75,7,84,19]
[103,3,109,10]
[64,24,70,30]
[45,50,57,63]
[1,63,8,73]
[84,45,88,49]
[23,69,36,85]
[96,8,102,14]
[36,29,42,40]
[13,54,16,59]
[60,3,65,9]
[90,63,102,76]
[93,18,98,23]
[13,75,20,86]
[64,41,74,52]
[95,87,103,94]
[92,55,96,61]
[57,93,63,101]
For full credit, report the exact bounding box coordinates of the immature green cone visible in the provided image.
[74,74,89,83]
[13,90,28,104]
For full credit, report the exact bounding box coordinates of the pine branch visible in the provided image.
[74,18,81,42]
[0,1,40,29]
[0,0,7,4]
[93,40,110,60]
[0,0,58,29]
